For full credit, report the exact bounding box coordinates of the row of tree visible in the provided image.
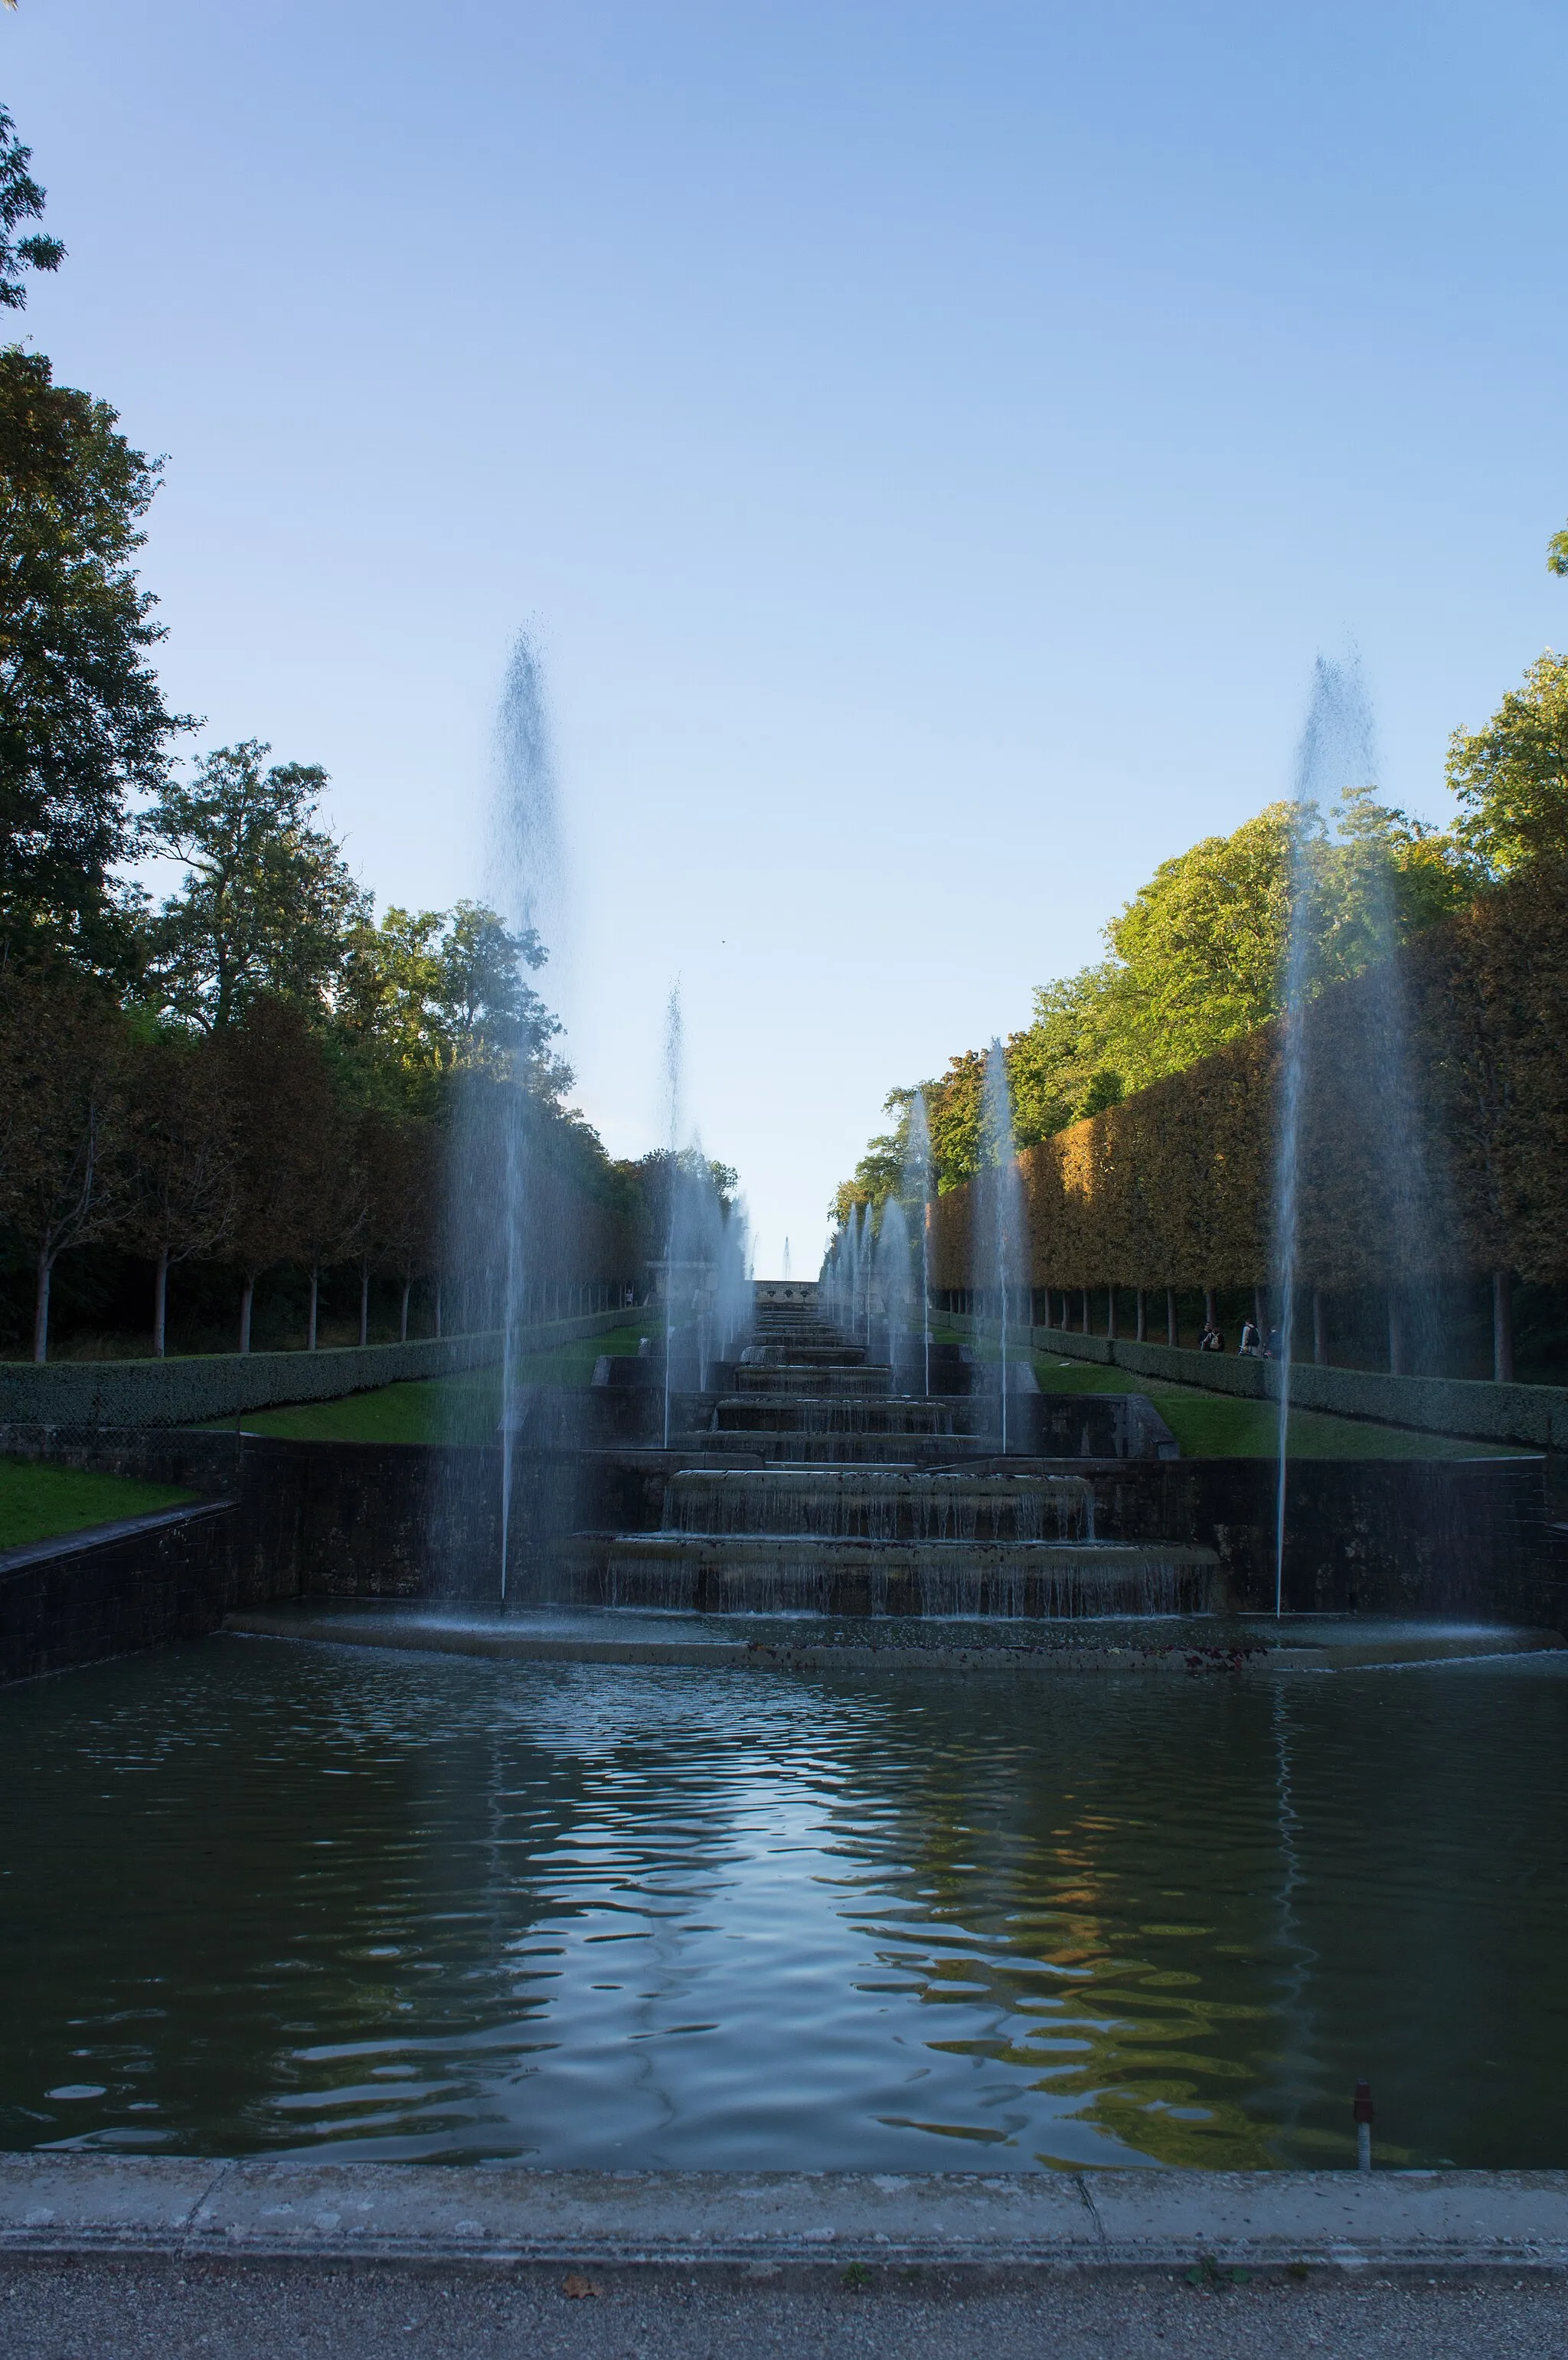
[923,849,1568,1329]
[835,614,1568,1219]
[0,976,681,1361]
[0,102,708,1358]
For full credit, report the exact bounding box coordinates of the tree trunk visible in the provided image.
[1387,1289,1406,1376]
[359,1263,370,1348]
[1080,1287,1089,1335]
[309,1263,320,1351]
[32,1249,51,1365]
[1135,1288,1146,1343]
[1312,1287,1326,1367]
[1204,1286,1216,1328]
[434,1282,443,1339]
[1167,1286,1178,1347]
[239,1277,254,1355]
[1106,1287,1116,1340]
[1492,1269,1514,1383]
[400,1278,411,1343]
[1254,1284,1267,1331]
[152,1246,170,1359]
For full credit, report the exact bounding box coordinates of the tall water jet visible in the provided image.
[977,1040,1026,1453]
[877,1194,913,1388]
[657,984,751,1433]
[902,1091,934,1394]
[1272,761,1316,1620]
[436,633,564,1602]
[660,984,682,1450]
[1272,655,1449,1613]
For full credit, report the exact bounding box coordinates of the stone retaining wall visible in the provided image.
[0,1502,257,1686]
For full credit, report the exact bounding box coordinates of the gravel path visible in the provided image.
[5,2258,1568,2360]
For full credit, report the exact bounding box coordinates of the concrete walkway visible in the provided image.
[5,2156,1567,2272]
[7,2251,1568,2360]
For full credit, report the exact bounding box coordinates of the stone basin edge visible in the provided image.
[3,2157,1568,2271]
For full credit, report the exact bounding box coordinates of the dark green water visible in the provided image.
[3,1634,1566,2171]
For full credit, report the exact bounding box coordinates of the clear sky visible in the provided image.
[9,2,1567,1270]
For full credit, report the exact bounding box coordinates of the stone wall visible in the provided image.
[1,1502,257,1685]
[5,1424,1563,1687]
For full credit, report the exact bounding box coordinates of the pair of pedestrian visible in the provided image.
[1197,1321,1225,1353]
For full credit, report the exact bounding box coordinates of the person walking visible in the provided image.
[1238,1317,1261,1357]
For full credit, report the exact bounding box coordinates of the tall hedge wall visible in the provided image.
[932,857,1568,1293]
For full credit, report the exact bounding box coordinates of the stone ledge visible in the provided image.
[2,2157,1566,2271]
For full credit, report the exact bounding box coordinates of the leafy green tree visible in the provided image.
[338,897,565,1101]
[0,968,124,1358]
[119,1029,235,1355]
[0,351,188,972]
[1548,520,1568,578]
[1448,652,1568,876]
[0,103,65,309]
[143,742,366,1028]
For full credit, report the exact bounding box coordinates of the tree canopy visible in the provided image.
[0,351,189,973]
[0,103,64,309]
[1447,652,1568,878]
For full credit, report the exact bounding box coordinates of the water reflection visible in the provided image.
[2,1639,1566,2169]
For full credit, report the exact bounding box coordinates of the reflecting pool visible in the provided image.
[3,1634,1566,2170]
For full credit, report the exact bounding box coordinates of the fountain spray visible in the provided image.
[489,636,561,1604]
[903,1093,934,1397]
[981,1041,1024,1457]
[662,983,682,1452]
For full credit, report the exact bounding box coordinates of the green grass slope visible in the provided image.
[0,1460,196,1550]
[214,1321,660,1443]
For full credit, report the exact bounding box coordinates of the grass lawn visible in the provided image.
[0,1459,197,1551]
[214,1320,662,1443]
[1026,1351,1518,1459]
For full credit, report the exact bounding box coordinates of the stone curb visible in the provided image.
[3,2159,1567,2272]
[223,1610,1563,1678]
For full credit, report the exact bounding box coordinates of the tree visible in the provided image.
[0,104,65,309]
[338,897,563,1099]
[1549,520,1568,578]
[218,1002,334,1351]
[361,1106,438,1340]
[0,969,123,1358]
[143,742,365,1028]
[1448,653,1568,877]
[119,1031,235,1355]
[0,350,189,973]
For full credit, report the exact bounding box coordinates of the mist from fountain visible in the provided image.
[1272,655,1448,1614]
[978,1039,1027,1454]
[438,634,564,1602]
[877,1195,913,1389]
[902,1093,934,1395]
[658,982,751,1435]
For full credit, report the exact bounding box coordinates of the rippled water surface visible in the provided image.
[3,1635,1566,2169]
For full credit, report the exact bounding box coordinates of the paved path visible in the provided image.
[6,2254,1568,2359]
[7,2159,1568,2356]
[5,2156,1568,2270]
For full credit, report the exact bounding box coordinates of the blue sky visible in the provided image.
[10,1,1567,1267]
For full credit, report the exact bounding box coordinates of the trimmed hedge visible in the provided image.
[0,1309,635,1430]
[929,859,1568,1295]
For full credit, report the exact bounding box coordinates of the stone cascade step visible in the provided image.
[662,1466,1096,1543]
[714,1395,965,1436]
[599,1535,1217,1620]
[733,1363,893,1397]
[740,1343,868,1369]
